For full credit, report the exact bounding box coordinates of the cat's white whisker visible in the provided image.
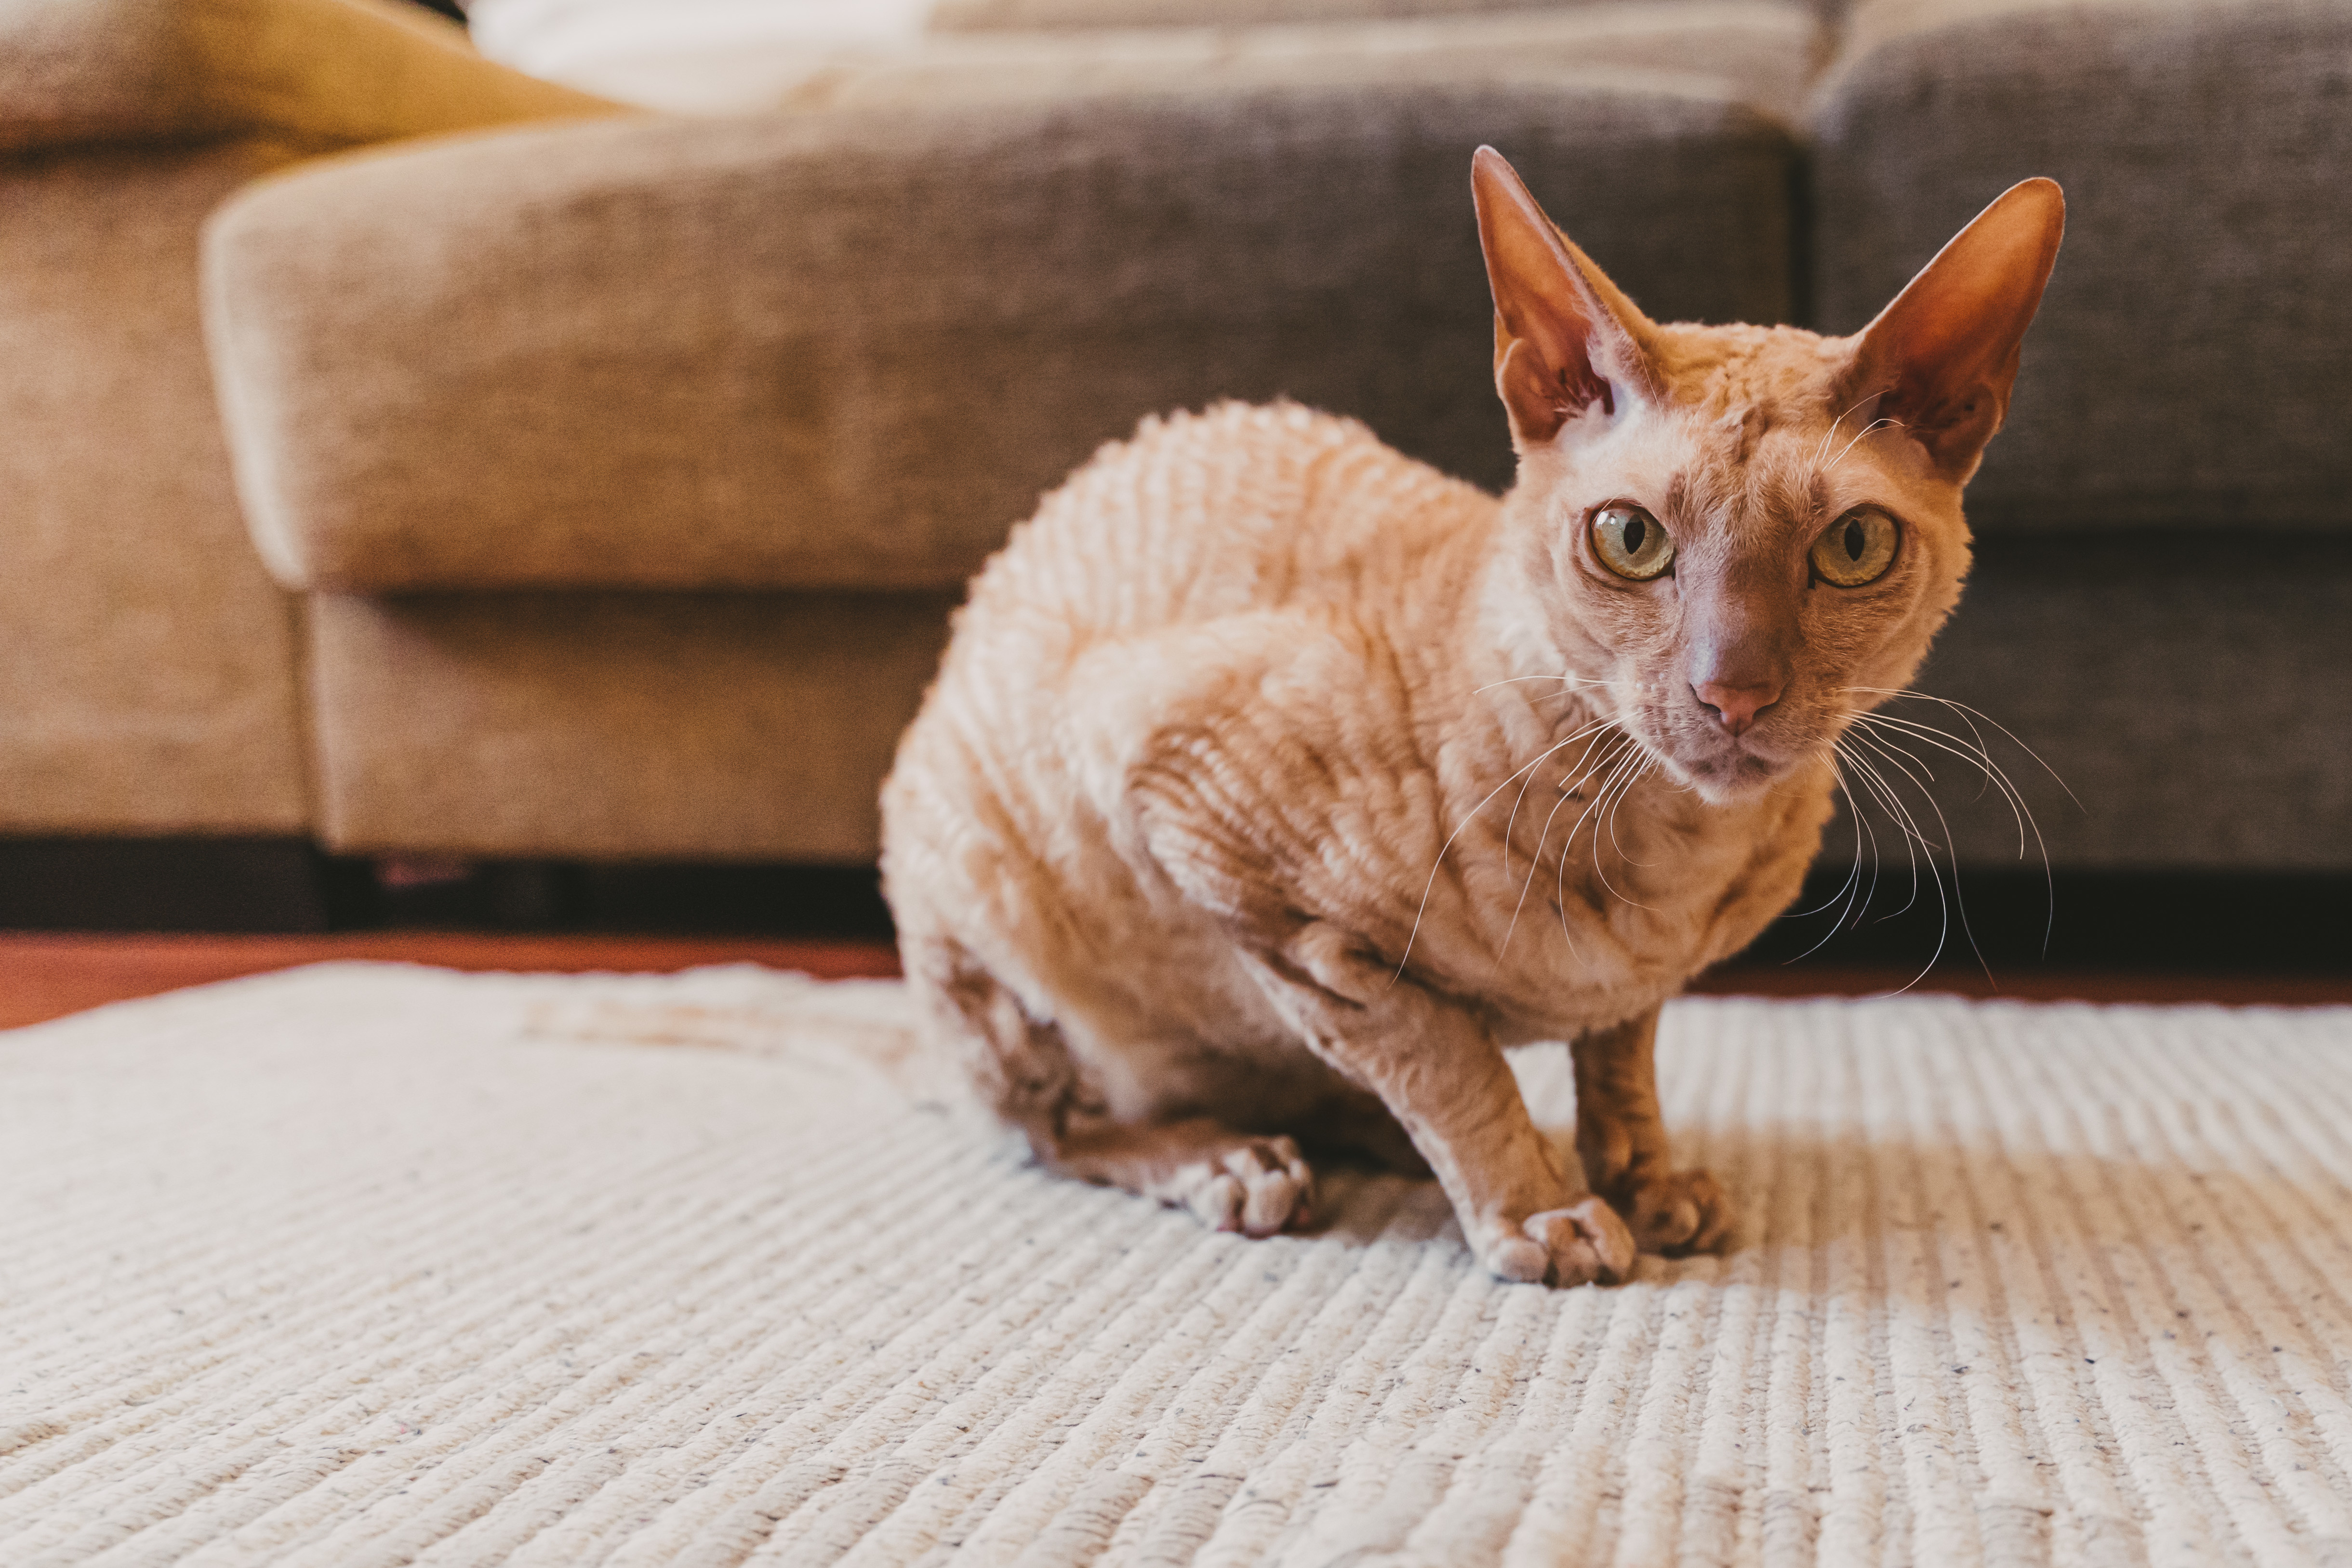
[1845,687,2082,810]
[1472,672,1634,697]
[1842,726,2000,988]
[1546,728,1650,936]
[1500,715,1621,883]
[1847,688,2005,802]
[1852,709,2000,816]
[1554,734,1639,863]
[1787,750,1869,917]
[1783,747,1877,962]
[1811,389,1885,469]
[1848,723,1937,803]
[1600,740,1660,868]
[1842,691,2063,956]
[1838,753,1892,930]
[1542,731,1645,945]
[1849,711,2037,859]
[1563,736,1654,912]
[1391,726,1612,982]
[1837,740,1928,921]
[1832,742,1958,991]
[1843,698,2054,877]
[1843,731,1936,854]
[1496,724,1625,961]
[1825,416,1903,474]
[1594,754,1659,906]
[1556,733,1636,855]
[1837,736,1949,962]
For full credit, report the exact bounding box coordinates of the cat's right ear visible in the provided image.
[1846,178,2065,480]
[1472,147,1660,448]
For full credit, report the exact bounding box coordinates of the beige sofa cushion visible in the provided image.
[0,0,619,154]
[206,53,1806,594]
[305,592,955,860]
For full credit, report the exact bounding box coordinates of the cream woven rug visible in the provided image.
[6,964,2352,1568]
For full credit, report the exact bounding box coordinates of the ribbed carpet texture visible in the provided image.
[6,966,2352,1567]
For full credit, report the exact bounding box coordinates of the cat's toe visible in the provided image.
[1621,1168,1736,1257]
[1189,1172,1250,1233]
[1227,1137,1316,1236]
[1189,1137,1316,1237]
[1485,1235,1553,1284]
[1515,1196,1636,1287]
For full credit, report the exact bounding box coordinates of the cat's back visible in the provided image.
[885,400,1494,960]
[954,399,1492,654]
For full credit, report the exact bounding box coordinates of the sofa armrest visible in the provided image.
[205,69,1802,594]
[0,0,622,155]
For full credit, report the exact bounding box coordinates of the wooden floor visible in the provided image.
[1,931,2345,1031]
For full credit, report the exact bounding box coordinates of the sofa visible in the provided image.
[5,0,2347,907]
[0,0,614,847]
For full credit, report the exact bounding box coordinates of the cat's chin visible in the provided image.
[1668,744,1802,806]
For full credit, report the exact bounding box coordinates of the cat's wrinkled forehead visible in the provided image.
[1647,322,1852,459]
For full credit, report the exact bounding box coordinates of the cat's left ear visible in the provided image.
[1847,178,2066,480]
[1472,147,1661,449]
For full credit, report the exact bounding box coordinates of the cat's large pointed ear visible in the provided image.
[1847,178,2065,480]
[1472,146,1661,448]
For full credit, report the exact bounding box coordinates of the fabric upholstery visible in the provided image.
[207,75,1800,594]
[465,0,939,102]
[0,144,311,836]
[933,0,1625,26]
[463,0,1813,117]
[1826,532,2352,870]
[0,0,619,155]
[304,543,2352,870]
[304,592,957,860]
[0,0,627,836]
[1811,0,2352,533]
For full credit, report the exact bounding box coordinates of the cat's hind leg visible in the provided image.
[1044,1118,1316,1238]
[902,930,1316,1237]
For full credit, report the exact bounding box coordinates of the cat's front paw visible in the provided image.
[1485,1196,1635,1287]
[1611,1167,1736,1257]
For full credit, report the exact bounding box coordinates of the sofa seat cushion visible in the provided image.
[1811,0,2352,533]
[205,69,1800,594]
[1837,532,2352,870]
[304,591,956,859]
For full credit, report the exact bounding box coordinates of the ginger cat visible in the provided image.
[880,149,2062,1287]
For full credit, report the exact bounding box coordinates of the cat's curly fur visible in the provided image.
[880,150,2062,1286]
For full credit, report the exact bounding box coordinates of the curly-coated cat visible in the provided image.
[881,148,2062,1286]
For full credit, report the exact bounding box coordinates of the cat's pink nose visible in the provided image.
[1693,680,1781,736]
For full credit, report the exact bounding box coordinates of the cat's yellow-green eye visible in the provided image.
[1591,504,1674,581]
[1810,508,1899,586]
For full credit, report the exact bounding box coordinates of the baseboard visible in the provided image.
[0,837,340,933]
[1736,865,2348,976]
[0,840,2339,978]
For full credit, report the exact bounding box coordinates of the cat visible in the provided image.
[880,148,2062,1287]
